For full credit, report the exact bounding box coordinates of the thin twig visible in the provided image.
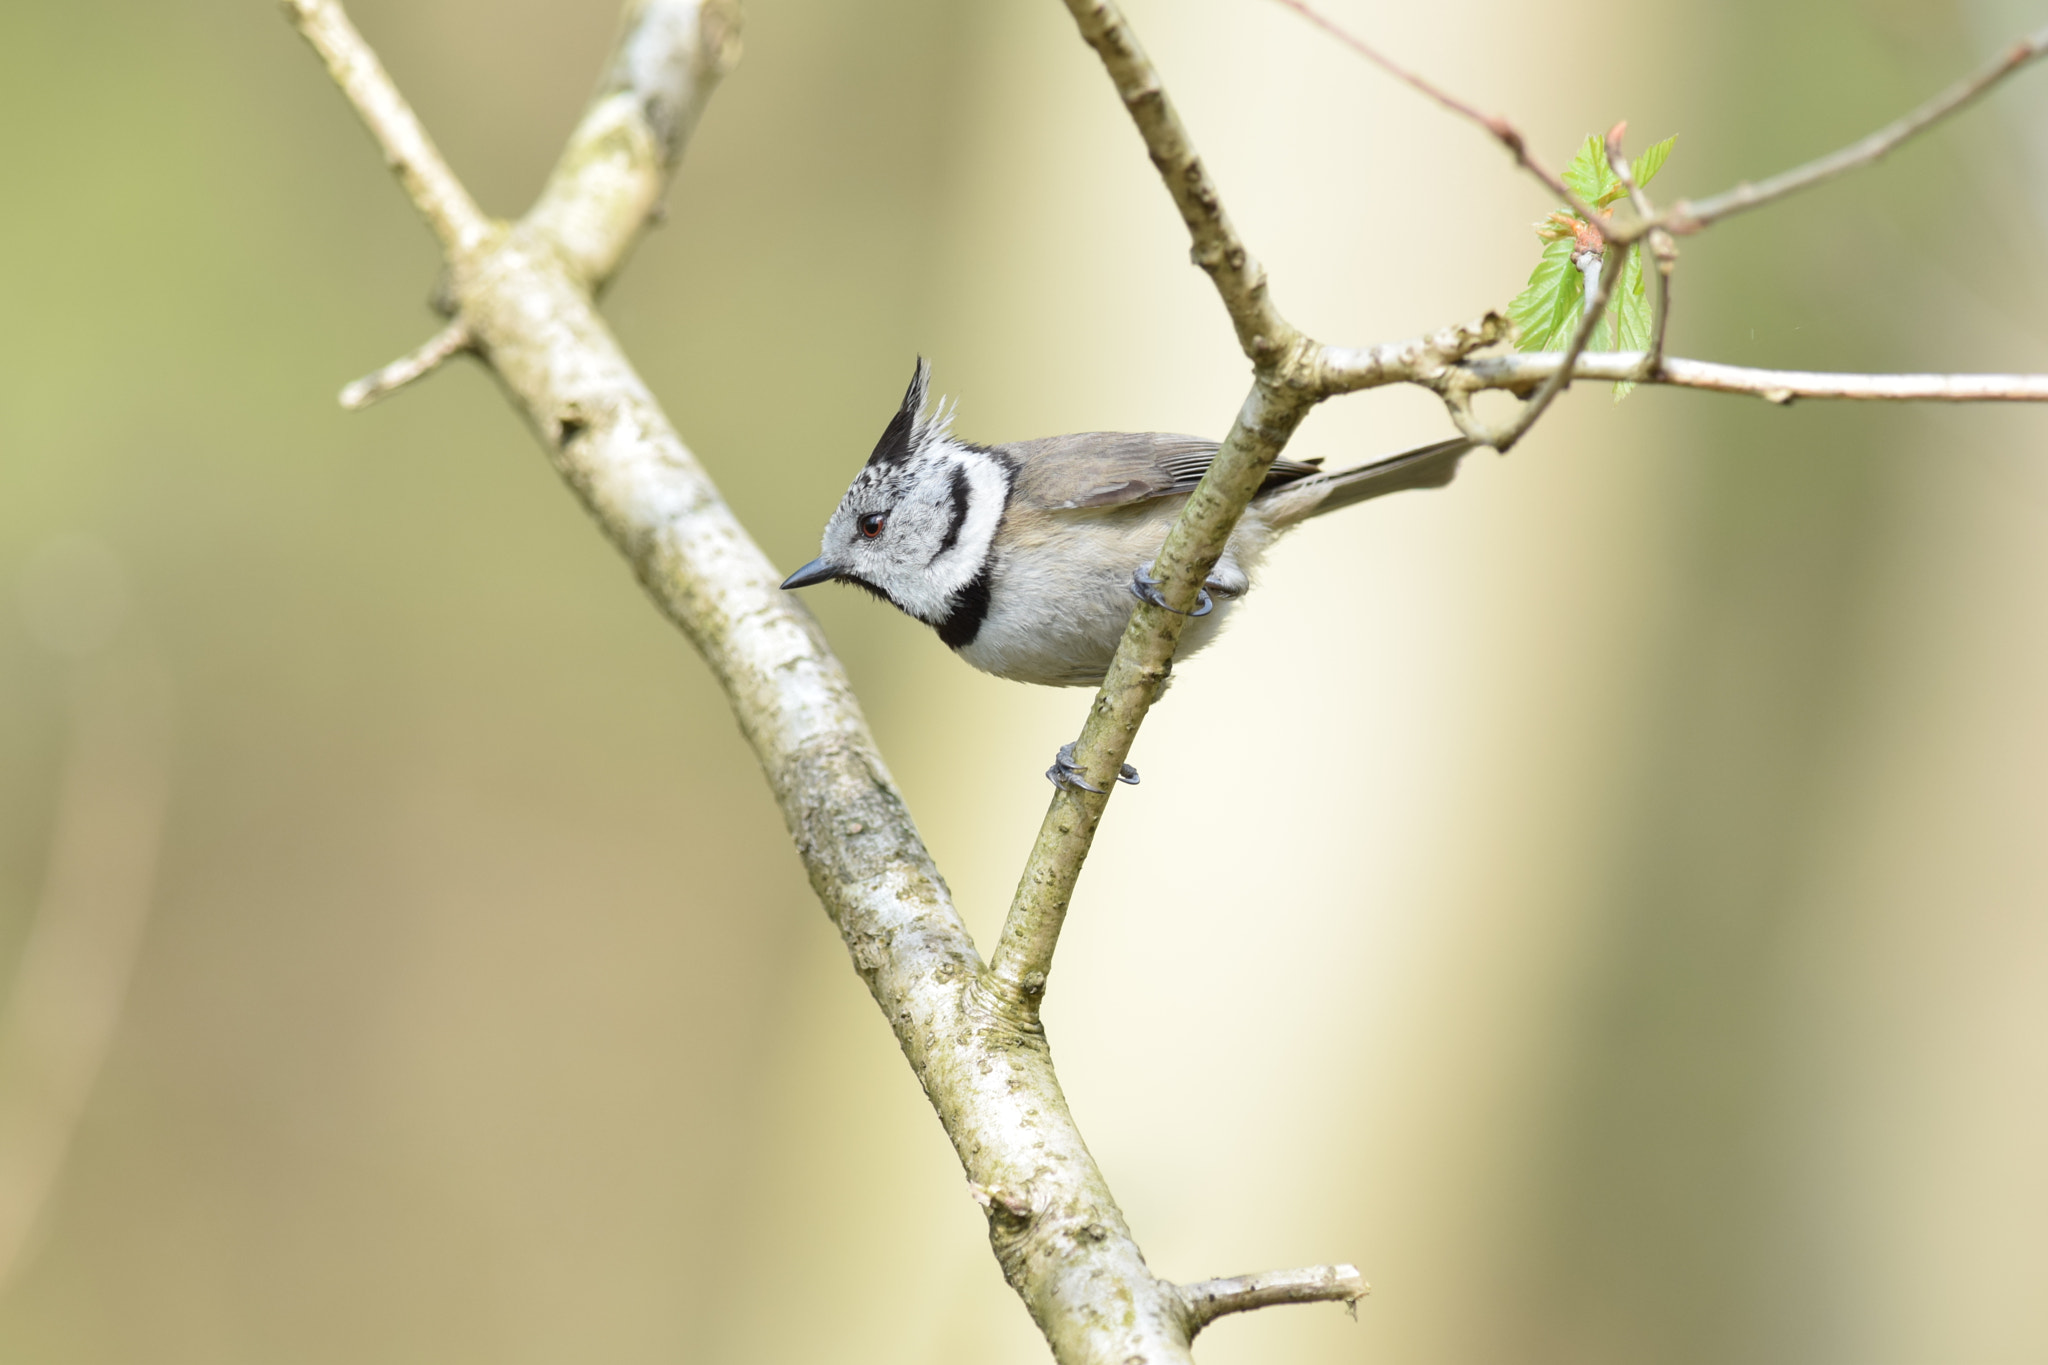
[283,0,493,256]
[1596,129,1677,386]
[1603,121,1658,225]
[338,320,471,409]
[1479,237,1630,449]
[1645,231,1676,375]
[1452,351,2048,402]
[1265,0,1605,223]
[1180,1264,1368,1333]
[1667,24,2048,233]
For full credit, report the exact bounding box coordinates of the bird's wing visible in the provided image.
[1000,432,1323,511]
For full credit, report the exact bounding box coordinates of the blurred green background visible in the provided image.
[2,1,2045,1362]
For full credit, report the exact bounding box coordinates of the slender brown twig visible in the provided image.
[1668,24,2048,233]
[1476,237,1631,449]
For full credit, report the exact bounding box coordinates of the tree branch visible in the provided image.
[989,377,1314,1010]
[1180,1263,1368,1333]
[282,0,492,257]
[288,3,1222,1360]
[525,0,742,290]
[1668,24,2048,233]
[1451,351,2048,403]
[338,319,471,409]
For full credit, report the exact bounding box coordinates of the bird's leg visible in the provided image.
[1046,741,1140,792]
[1130,563,1214,616]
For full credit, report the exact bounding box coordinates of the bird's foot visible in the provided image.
[1130,564,1214,616]
[1046,741,1139,793]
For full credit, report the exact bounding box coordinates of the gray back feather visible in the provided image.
[997,432,1325,511]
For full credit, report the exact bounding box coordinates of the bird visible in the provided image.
[781,359,1474,788]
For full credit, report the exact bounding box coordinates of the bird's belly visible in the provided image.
[954,554,1235,687]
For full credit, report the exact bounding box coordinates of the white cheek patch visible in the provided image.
[920,447,1009,604]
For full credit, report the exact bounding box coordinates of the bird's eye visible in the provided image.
[858,512,888,539]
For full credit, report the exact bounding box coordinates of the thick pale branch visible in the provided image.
[284,0,492,256]
[1061,0,1297,363]
[1669,24,2048,233]
[1180,1264,1368,1333]
[292,3,1208,1361]
[1453,351,2048,403]
[526,0,742,289]
[339,320,471,409]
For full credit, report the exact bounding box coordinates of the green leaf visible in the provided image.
[1511,130,1676,397]
[1560,134,1617,207]
[1609,245,1651,400]
[1508,237,1584,354]
[1631,134,1676,190]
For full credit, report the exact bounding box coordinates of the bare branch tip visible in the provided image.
[1181,1263,1370,1333]
[338,321,471,410]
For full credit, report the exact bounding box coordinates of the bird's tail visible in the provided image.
[1287,436,1477,522]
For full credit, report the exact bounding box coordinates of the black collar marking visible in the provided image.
[934,566,992,649]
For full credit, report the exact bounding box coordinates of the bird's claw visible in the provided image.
[1046,741,1139,792]
[1130,566,1214,617]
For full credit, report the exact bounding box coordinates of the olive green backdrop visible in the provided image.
[1,1,2043,1362]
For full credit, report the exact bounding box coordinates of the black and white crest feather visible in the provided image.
[866,357,958,470]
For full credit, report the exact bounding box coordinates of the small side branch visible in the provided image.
[1669,24,2048,232]
[338,321,471,410]
[1315,310,1510,395]
[283,0,492,256]
[1462,238,1629,450]
[1180,1264,1368,1334]
[1451,351,2048,403]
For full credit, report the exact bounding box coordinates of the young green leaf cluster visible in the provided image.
[1508,132,1675,398]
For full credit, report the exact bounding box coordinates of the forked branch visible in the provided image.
[289,2,1352,1361]
[996,0,2048,1053]
[289,2,2048,1360]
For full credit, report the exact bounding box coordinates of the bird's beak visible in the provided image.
[780,557,840,590]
